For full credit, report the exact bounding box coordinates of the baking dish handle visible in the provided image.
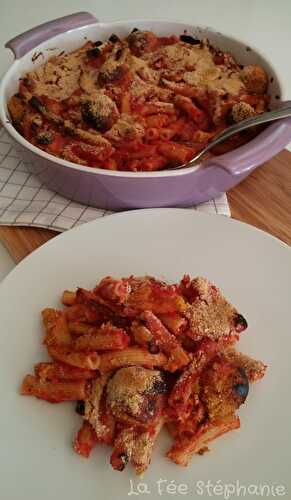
[5,12,98,59]
[204,112,291,176]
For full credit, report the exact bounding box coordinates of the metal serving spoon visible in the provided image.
[166,102,291,170]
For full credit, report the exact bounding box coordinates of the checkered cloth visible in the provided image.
[0,128,230,231]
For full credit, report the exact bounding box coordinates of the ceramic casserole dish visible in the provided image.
[1,11,291,209]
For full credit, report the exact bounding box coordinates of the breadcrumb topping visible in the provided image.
[105,114,145,142]
[106,366,162,418]
[222,347,267,382]
[12,29,269,171]
[231,102,256,123]
[81,92,118,119]
[145,42,244,95]
[84,375,110,436]
[185,277,239,340]
[27,49,88,101]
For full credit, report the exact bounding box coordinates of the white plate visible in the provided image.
[1,209,290,500]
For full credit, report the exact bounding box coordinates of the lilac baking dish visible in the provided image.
[1,12,291,210]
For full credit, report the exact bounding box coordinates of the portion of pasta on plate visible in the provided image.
[21,275,267,474]
[9,29,270,171]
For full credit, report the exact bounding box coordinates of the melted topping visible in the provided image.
[11,31,269,171]
[27,49,88,101]
[105,113,145,142]
[145,42,244,95]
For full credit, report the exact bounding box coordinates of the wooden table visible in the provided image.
[0,151,290,263]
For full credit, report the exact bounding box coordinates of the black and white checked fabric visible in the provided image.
[0,129,230,232]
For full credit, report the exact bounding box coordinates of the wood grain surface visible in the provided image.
[0,150,290,263]
[228,149,291,245]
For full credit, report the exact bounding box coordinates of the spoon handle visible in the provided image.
[177,101,291,169]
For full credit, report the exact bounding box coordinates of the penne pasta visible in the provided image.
[34,362,96,381]
[120,93,131,114]
[48,346,100,370]
[159,128,176,141]
[168,339,221,418]
[142,311,190,372]
[145,113,171,128]
[20,374,87,403]
[61,290,77,306]
[159,119,184,141]
[68,321,97,336]
[157,141,195,164]
[42,308,71,346]
[99,347,167,372]
[139,102,176,116]
[97,402,116,445]
[105,158,118,170]
[73,323,130,352]
[130,320,153,347]
[64,301,108,324]
[158,312,188,336]
[121,144,158,159]
[111,417,165,474]
[145,127,160,141]
[126,159,140,171]
[110,427,136,471]
[174,95,209,129]
[126,278,187,315]
[73,421,98,458]
[84,374,115,444]
[138,156,168,171]
[65,304,97,323]
[167,415,240,466]
[131,417,165,475]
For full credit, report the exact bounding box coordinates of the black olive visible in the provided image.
[94,40,103,47]
[146,398,156,415]
[109,33,120,43]
[31,115,42,129]
[226,110,235,125]
[75,400,85,416]
[147,340,159,354]
[234,382,249,399]
[152,377,167,394]
[115,49,123,61]
[180,34,200,45]
[233,368,249,402]
[37,131,53,145]
[20,77,31,87]
[63,123,75,136]
[166,160,180,169]
[29,96,46,114]
[117,453,128,470]
[234,313,248,332]
[87,47,101,58]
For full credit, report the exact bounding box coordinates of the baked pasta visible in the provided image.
[8,30,270,171]
[21,275,267,474]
